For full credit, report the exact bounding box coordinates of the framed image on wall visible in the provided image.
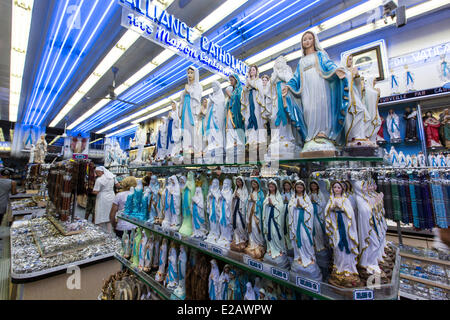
[341,39,388,82]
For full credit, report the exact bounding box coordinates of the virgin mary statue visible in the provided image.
[282,31,349,155]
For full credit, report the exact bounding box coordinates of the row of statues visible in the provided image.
[386,146,450,167]
[149,31,381,164]
[122,174,395,288]
[28,134,47,164]
[104,140,129,167]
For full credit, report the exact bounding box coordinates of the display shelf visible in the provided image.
[9,193,34,199]
[132,156,384,172]
[399,291,428,300]
[399,273,450,291]
[11,208,46,217]
[400,252,450,267]
[118,214,401,300]
[378,86,450,107]
[114,253,181,300]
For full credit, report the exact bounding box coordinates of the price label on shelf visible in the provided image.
[211,246,223,256]
[173,232,182,241]
[246,257,263,271]
[270,267,289,281]
[198,241,208,250]
[353,289,374,300]
[296,276,320,294]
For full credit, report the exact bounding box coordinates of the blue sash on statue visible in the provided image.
[166,118,174,149]
[193,202,204,230]
[222,281,228,300]
[336,210,350,254]
[247,89,258,130]
[391,119,400,133]
[443,61,449,77]
[157,130,162,149]
[25,131,33,146]
[371,215,379,237]
[232,200,245,229]
[391,75,398,88]
[267,205,282,242]
[407,71,414,85]
[220,199,227,227]
[170,194,175,216]
[183,189,190,217]
[206,104,219,135]
[295,207,313,249]
[164,189,169,213]
[168,262,177,281]
[275,81,288,127]
[284,204,289,235]
[211,197,217,223]
[178,261,184,281]
[181,94,195,130]
[312,203,326,237]
[209,280,216,300]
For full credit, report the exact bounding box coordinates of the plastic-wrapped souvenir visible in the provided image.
[205,179,222,245]
[143,234,154,272]
[204,81,226,164]
[244,282,256,300]
[166,101,182,162]
[230,176,248,252]
[282,31,348,155]
[325,181,361,288]
[173,245,187,299]
[244,178,266,259]
[288,180,322,281]
[280,179,294,252]
[218,264,231,300]
[147,176,160,224]
[308,180,328,255]
[131,227,143,268]
[121,230,131,259]
[263,179,289,268]
[217,178,233,249]
[165,243,178,290]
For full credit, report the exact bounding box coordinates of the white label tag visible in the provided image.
[296,276,320,293]
[211,246,223,256]
[270,267,289,281]
[353,289,374,300]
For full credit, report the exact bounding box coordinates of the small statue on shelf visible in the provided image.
[28,144,35,164]
[191,186,208,239]
[152,237,161,270]
[263,179,289,268]
[288,180,321,281]
[308,180,328,257]
[423,111,443,148]
[386,109,401,143]
[225,74,245,164]
[227,269,242,300]
[280,179,294,252]
[404,65,415,92]
[325,181,361,288]
[218,264,231,300]
[179,172,196,237]
[204,81,226,164]
[34,134,47,164]
[165,242,178,290]
[376,115,386,144]
[121,230,131,259]
[244,178,266,260]
[143,234,154,272]
[390,68,400,95]
[173,245,187,299]
[429,154,439,167]
[147,176,160,224]
[438,54,450,85]
[437,152,447,167]
[208,259,220,300]
[194,97,208,164]
[411,154,418,167]
[138,231,148,270]
[166,101,182,163]
[439,108,450,148]
[418,151,426,167]
[398,151,407,167]
[155,238,168,282]
[218,178,234,249]
[244,282,256,300]
[230,176,248,252]
[403,107,418,142]
[205,178,222,245]
[389,146,399,167]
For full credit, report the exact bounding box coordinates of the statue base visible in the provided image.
[230,240,247,253]
[389,138,402,144]
[244,244,266,260]
[290,260,323,282]
[263,252,290,270]
[299,138,337,158]
[343,146,380,157]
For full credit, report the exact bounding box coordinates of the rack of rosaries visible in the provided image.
[111,156,401,300]
[25,164,50,194]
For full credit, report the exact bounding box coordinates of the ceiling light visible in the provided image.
[105,124,138,138]
[49,135,61,145]
[9,0,34,122]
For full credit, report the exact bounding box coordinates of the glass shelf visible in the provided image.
[114,253,182,300]
[118,214,401,300]
[131,156,383,172]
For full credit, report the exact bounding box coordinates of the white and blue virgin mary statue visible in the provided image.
[282,31,349,153]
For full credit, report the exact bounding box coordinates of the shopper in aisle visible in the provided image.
[92,166,117,232]
[110,176,138,238]
[0,169,17,225]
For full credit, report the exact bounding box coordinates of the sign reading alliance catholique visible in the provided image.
[118,0,248,78]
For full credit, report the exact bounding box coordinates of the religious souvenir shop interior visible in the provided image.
[0,0,449,303]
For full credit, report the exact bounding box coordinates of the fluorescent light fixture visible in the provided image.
[9,0,34,122]
[49,135,61,145]
[105,124,138,138]
[97,0,448,132]
[70,0,249,131]
[89,137,103,144]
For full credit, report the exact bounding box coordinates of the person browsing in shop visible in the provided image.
[92,166,118,232]
[109,176,138,238]
[0,169,17,225]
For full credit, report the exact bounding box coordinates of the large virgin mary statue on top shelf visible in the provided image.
[179,66,202,158]
[282,31,349,155]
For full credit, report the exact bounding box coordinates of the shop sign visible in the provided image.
[118,0,248,78]
[296,276,320,294]
[390,42,450,67]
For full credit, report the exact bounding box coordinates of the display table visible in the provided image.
[9,217,121,299]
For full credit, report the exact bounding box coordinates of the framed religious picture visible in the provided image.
[341,40,388,82]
